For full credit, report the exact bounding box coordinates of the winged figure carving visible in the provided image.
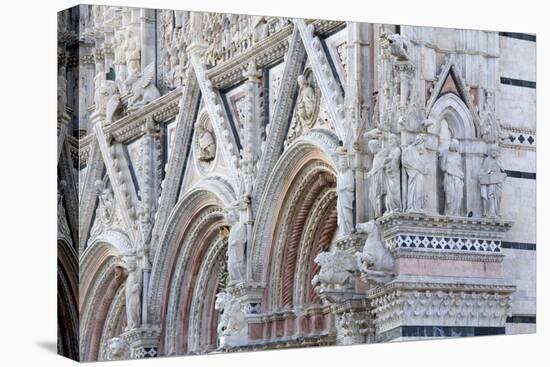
[127,62,161,111]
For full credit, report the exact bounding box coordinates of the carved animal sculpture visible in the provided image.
[214,292,246,337]
[127,62,161,111]
[311,250,357,290]
[388,33,410,61]
[355,220,394,285]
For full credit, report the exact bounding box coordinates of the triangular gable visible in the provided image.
[426,56,481,127]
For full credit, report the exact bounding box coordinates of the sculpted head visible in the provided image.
[388,133,398,147]
[297,74,306,88]
[336,147,349,171]
[368,139,381,155]
[215,292,231,311]
[108,337,124,358]
[489,144,499,158]
[356,220,379,235]
[449,139,459,152]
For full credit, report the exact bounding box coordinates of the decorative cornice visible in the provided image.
[103,89,182,143]
[206,25,293,90]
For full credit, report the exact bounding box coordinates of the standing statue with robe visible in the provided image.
[402,135,429,213]
[367,139,387,218]
[384,134,402,213]
[336,148,355,236]
[441,139,464,216]
[479,145,506,218]
[226,205,246,284]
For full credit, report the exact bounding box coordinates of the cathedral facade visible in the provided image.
[57,5,536,362]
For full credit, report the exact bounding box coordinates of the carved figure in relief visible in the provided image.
[441,139,464,216]
[57,73,67,117]
[127,63,161,112]
[384,134,402,213]
[296,74,317,128]
[479,145,506,218]
[402,134,429,213]
[252,16,268,43]
[197,122,216,162]
[95,180,115,224]
[113,30,128,87]
[311,250,358,291]
[225,205,246,284]
[355,220,394,285]
[124,257,142,331]
[107,337,126,361]
[215,292,247,345]
[367,139,387,218]
[336,147,355,237]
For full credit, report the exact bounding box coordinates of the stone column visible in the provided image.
[346,22,373,223]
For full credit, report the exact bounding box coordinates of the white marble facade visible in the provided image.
[57,5,536,362]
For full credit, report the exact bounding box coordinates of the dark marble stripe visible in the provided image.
[505,170,536,180]
[501,241,536,251]
[506,315,536,324]
[378,326,506,341]
[499,32,536,42]
[500,77,536,89]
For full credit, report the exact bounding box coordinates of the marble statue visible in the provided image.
[113,30,127,85]
[124,258,142,331]
[197,123,216,162]
[296,74,317,127]
[402,134,429,213]
[215,292,247,347]
[355,220,394,284]
[107,337,125,360]
[479,145,506,218]
[225,206,246,284]
[336,147,355,236]
[311,250,358,291]
[94,68,121,124]
[57,73,67,117]
[367,139,387,218]
[441,139,464,216]
[127,63,161,112]
[384,134,402,213]
[94,180,114,224]
[252,16,268,43]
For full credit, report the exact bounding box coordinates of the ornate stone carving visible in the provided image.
[369,282,515,335]
[215,291,247,348]
[107,337,127,361]
[93,64,122,124]
[196,114,216,163]
[355,220,394,285]
[441,139,464,216]
[336,147,355,237]
[225,203,247,284]
[479,145,506,218]
[127,63,161,112]
[311,250,358,292]
[402,134,429,213]
[384,134,402,213]
[94,179,115,225]
[367,139,387,218]
[382,33,410,61]
[57,72,68,119]
[296,73,319,128]
[124,257,142,331]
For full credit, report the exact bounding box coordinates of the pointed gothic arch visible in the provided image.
[147,181,236,356]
